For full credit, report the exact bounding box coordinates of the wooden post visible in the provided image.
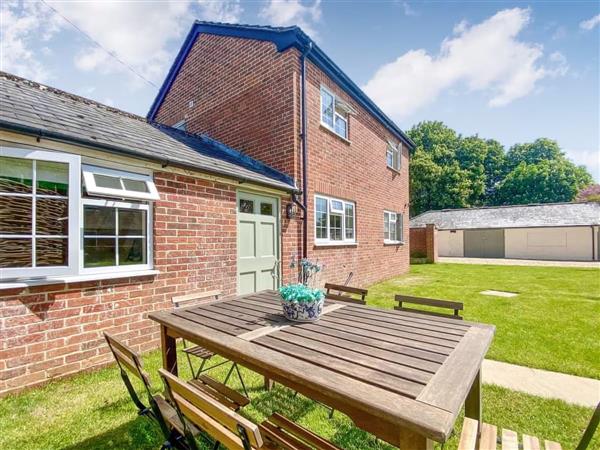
[465,369,482,424]
[161,325,178,375]
[398,427,434,450]
[263,376,274,391]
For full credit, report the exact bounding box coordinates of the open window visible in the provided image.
[384,211,404,244]
[320,86,354,140]
[315,195,356,245]
[386,141,402,171]
[82,165,160,201]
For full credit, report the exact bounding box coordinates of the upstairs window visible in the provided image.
[315,194,355,244]
[384,211,404,244]
[320,86,351,140]
[387,142,402,171]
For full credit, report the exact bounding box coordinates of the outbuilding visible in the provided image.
[410,202,600,261]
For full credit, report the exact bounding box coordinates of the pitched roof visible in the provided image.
[0,72,296,191]
[147,21,415,149]
[410,202,600,230]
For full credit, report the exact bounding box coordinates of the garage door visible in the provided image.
[464,229,505,258]
[237,191,279,295]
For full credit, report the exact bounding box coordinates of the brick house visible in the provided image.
[0,23,412,395]
[149,22,414,287]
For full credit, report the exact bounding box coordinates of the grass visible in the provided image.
[1,349,597,450]
[367,263,600,378]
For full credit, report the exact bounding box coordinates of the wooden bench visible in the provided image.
[159,368,343,450]
[395,294,464,319]
[324,283,368,305]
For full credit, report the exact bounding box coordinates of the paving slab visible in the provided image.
[439,257,600,268]
[483,359,600,408]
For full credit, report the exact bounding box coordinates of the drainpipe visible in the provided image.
[592,226,597,261]
[299,41,313,259]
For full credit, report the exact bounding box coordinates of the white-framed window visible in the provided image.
[0,146,156,281]
[82,165,160,201]
[320,86,350,140]
[0,147,81,278]
[82,198,152,273]
[384,211,404,244]
[315,194,355,244]
[386,142,402,171]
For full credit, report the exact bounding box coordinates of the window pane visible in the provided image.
[316,197,328,239]
[122,178,149,193]
[330,214,342,240]
[387,148,394,167]
[84,206,116,236]
[37,198,68,235]
[36,238,68,266]
[345,204,354,239]
[119,238,146,265]
[94,174,122,189]
[334,115,347,138]
[384,213,390,240]
[393,148,400,170]
[84,238,116,267]
[239,199,254,214]
[397,213,403,242]
[260,202,273,216]
[330,199,343,212]
[119,209,146,236]
[321,90,334,127]
[0,238,32,267]
[37,161,68,196]
[0,196,32,234]
[0,157,33,193]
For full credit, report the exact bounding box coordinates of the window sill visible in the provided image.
[314,241,358,248]
[384,240,405,246]
[319,123,352,145]
[0,269,160,291]
[386,166,401,175]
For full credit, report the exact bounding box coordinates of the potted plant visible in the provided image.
[278,257,324,322]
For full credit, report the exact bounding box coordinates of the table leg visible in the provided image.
[398,427,433,450]
[264,376,273,390]
[161,325,178,375]
[465,369,482,423]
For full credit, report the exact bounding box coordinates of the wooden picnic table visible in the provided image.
[149,290,494,449]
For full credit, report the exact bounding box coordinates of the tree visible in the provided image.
[494,160,593,205]
[576,184,600,202]
[407,121,594,215]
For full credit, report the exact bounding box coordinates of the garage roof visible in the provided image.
[0,72,296,191]
[411,202,600,230]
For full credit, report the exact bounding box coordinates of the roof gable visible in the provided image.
[147,21,414,149]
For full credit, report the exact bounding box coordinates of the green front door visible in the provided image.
[237,191,279,295]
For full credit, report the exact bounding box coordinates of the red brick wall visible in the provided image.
[0,171,238,396]
[153,33,410,289]
[304,61,410,287]
[154,34,301,179]
[410,228,427,256]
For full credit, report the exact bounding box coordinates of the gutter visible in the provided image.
[0,121,297,193]
[299,41,313,259]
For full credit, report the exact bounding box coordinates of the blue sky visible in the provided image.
[1,0,599,180]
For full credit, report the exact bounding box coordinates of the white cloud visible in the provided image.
[1,0,244,87]
[580,14,600,31]
[259,0,321,37]
[566,148,600,181]
[363,8,568,119]
[402,2,418,17]
[0,0,64,82]
[196,0,243,23]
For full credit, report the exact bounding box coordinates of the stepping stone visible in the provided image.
[480,290,518,297]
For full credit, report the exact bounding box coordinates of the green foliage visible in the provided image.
[576,184,600,202]
[407,122,594,216]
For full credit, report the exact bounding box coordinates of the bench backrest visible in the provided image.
[395,295,464,320]
[324,283,368,305]
[159,369,263,450]
[104,332,151,387]
[172,290,221,308]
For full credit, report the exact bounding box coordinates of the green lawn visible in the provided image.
[367,263,600,379]
[1,350,597,450]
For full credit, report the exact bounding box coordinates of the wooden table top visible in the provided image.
[149,290,495,443]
